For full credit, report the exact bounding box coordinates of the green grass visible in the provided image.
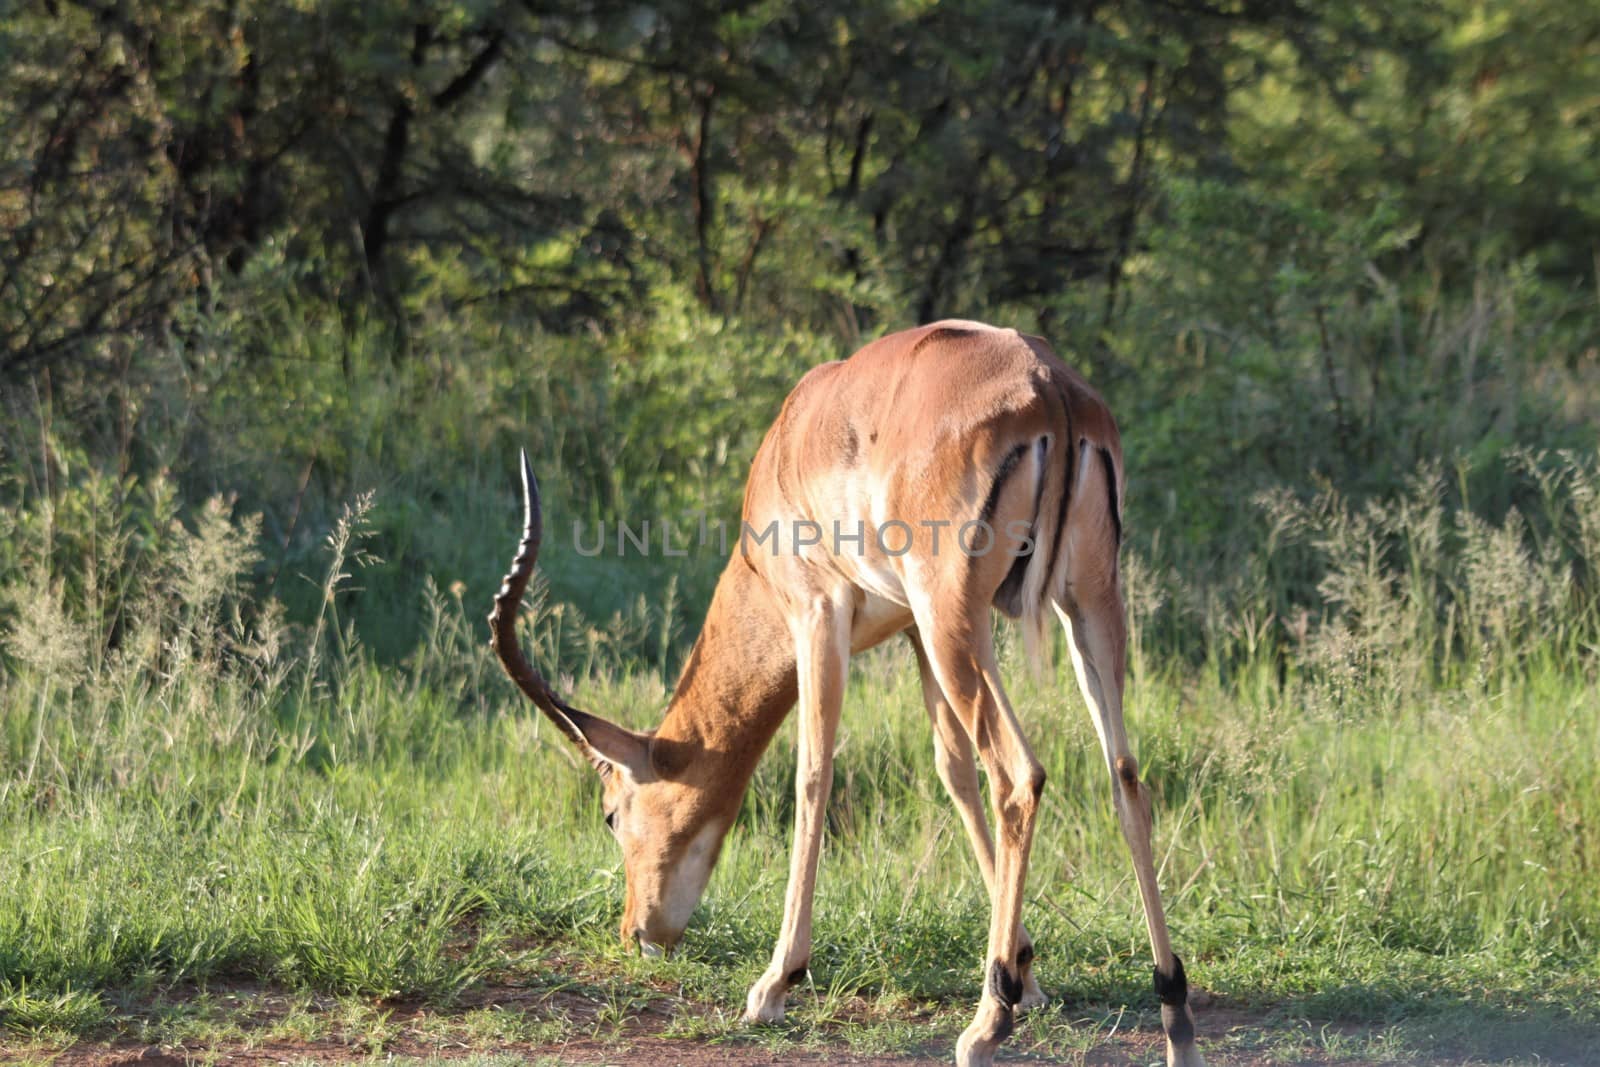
[2,530,1599,1062]
[2,410,1599,1062]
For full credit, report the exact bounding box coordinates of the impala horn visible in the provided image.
[488,450,595,747]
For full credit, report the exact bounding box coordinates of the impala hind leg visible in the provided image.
[743,593,852,1025]
[1053,479,1204,1066]
[1057,595,1203,1066]
[910,606,1044,1067]
[907,630,1046,1012]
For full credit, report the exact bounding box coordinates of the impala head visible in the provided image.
[488,451,725,955]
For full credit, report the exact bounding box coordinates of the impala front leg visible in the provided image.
[744,592,851,1025]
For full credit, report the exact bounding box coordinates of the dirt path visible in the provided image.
[7,984,1593,1066]
[13,1024,1586,1067]
[10,1023,1533,1067]
[10,1027,1264,1067]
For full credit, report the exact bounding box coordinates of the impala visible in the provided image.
[489,320,1205,1067]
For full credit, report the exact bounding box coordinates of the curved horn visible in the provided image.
[488,449,593,747]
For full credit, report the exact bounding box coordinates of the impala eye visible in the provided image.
[604,810,617,831]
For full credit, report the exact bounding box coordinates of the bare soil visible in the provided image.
[6,982,1592,1067]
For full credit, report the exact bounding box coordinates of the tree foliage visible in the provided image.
[6,0,1592,381]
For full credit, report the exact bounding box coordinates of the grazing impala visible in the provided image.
[489,320,1205,1067]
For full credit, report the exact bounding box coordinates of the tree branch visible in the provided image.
[433,29,507,110]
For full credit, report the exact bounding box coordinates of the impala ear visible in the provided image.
[562,707,653,780]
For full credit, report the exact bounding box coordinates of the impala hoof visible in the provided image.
[953,1030,994,1067]
[954,996,1010,1067]
[742,968,791,1025]
[1013,939,1044,1012]
[1015,976,1048,1013]
[1164,1005,1206,1067]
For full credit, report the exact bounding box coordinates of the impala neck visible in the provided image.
[649,555,799,797]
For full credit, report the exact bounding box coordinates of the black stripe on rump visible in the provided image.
[985,443,1033,617]
[1097,445,1122,546]
[978,443,1030,529]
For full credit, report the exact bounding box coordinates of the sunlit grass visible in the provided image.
[1,445,1598,1061]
